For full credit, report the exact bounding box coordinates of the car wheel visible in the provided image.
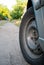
[19,7,44,65]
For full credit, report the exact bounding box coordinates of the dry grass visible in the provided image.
[0,20,7,26]
[13,20,21,27]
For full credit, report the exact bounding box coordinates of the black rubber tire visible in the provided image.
[19,7,44,65]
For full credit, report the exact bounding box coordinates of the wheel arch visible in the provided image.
[27,0,32,9]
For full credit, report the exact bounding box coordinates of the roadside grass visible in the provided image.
[10,19,21,27]
[0,20,7,26]
[0,20,21,27]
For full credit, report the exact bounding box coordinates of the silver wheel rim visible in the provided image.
[26,19,43,55]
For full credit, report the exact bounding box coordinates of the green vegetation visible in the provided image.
[0,4,11,20]
[0,0,27,20]
[11,3,25,19]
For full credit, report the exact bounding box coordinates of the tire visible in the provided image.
[19,7,44,65]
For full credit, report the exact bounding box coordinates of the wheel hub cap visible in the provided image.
[26,27,43,55]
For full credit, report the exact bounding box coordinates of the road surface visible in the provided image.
[0,22,29,65]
